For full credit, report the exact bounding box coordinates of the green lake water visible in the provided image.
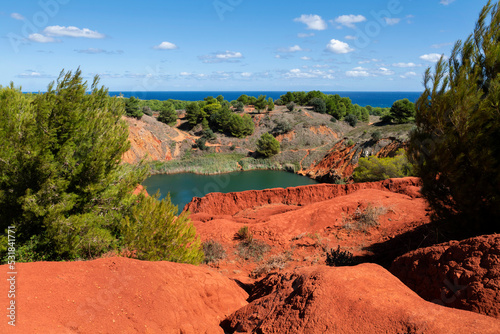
[142,170,319,213]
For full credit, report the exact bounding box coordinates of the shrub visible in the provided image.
[344,113,358,127]
[0,70,148,261]
[125,96,143,118]
[157,102,177,126]
[251,251,292,278]
[325,246,355,266]
[202,128,217,141]
[353,149,413,182]
[272,120,293,135]
[236,225,253,242]
[343,204,387,233]
[371,130,382,141]
[309,97,327,113]
[237,239,270,261]
[142,106,153,116]
[202,240,226,264]
[408,1,500,232]
[194,137,207,150]
[121,194,203,264]
[330,116,337,123]
[387,98,416,124]
[286,102,295,112]
[257,133,280,157]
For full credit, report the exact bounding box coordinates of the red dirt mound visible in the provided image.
[390,234,500,319]
[0,257,247,333]
[221,264,500,333]
[190,177,430,280]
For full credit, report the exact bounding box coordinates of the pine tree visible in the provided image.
[408,0,500,232]
[257,133,280,157]
[157,101,177,126]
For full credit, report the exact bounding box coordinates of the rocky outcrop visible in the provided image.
[221,264,500,333]
[122,115,195,164]
[0,257,247,333]
[299,138,407,183]
[390,234,500,319]
[185,177,422,216]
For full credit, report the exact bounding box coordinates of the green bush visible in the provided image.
[409,1,500,232]
[157,101,177,126]
[121,194,203,264]
[344,114,358,127]
[125,96,143,118]
[371,130,382,141]
[257,133,280,157]
[0,70,148,261]
[353,149,413,182]
[286,102,295,112]
[236,225,253,242]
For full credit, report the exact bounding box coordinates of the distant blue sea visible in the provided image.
[108,91,422,108]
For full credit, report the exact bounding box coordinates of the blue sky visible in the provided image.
[0,0,491,92]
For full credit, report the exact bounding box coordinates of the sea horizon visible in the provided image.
[107,91,423,108]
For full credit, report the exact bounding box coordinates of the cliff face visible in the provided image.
[184,177,421,216]
[299,138,407,182]
[122,115,195,164]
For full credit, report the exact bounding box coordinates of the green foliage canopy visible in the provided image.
[257,132,280,157]
[353,150,414,182]
[408,1,500,232]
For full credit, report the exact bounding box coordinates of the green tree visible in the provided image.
[254,95,267,111]
[0,70,203,263]
[309,97,327,113]
[344,113,358,127]
[257,133,280,157]
[228,114,254,138]
[121,194,203,264]
[353,150,414,182]
[286,102,295,112]
[408,1,500,232]
[157,101,177,126]
[125,96,143,118]
[237,94,249,105]
[186,101,206,127]
[386,98,416,124]
[267,97,275,111]
[0,70,147,260]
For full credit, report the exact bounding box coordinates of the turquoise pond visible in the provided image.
[141,170,319,213]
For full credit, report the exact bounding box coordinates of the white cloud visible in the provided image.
[376,67,395,76]
[400,71,417,79]
[301,56,311,60]
[346,70,370,77]
[10,13,25,20]
[199,51,243,63]
[215,51,243,59]
[294,14,327,30]
[420,53,447,62]
[279,45,303,53]
[241,72,252,77]
[43,25,105,38]
[384,17,401,25]
[345,35,358,40]
[75,48,124,55]
[153,41,178,50]
[285,68,333,79]
[298,33,315,38]
[180,72,191,76]
[353,66,367,71]
[358,60,370,64]
[28,33,57,43]
[334,15,366,28]
[326,39,354,54]
[431,42,453,49]
[440,0,456,5]
[392,62,420,68]
[17,71,53,78]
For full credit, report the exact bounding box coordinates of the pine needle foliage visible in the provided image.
[121,194,203,264]
[408,1,500,232]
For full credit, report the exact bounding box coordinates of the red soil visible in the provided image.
[0,257,247,333]
[222,264,500,333]
[391,234,500,319]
